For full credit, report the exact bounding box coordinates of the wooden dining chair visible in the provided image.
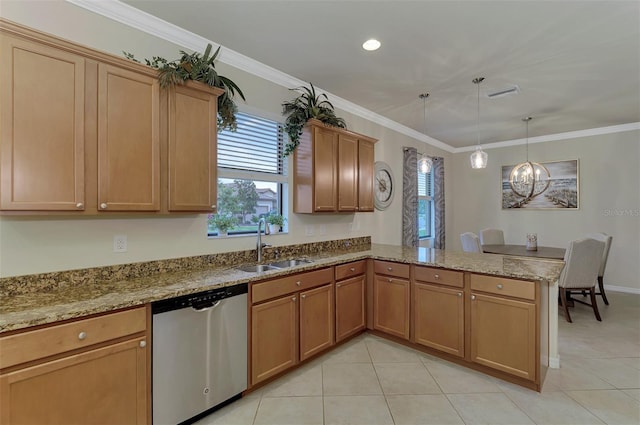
[558,238,605,323]
[585,233,613,305]
[460,232,482,252]
[480,228,505,245]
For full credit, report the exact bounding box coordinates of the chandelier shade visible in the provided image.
[418,93,433,173]
[470,77,487,169]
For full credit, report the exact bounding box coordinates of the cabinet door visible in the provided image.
[357,139,375,212]
[312,126,338,212]
[373,275,410,340]
[414,282,464,357]
[0,337,147,425]
[168,84,218,212]
[251,295,298,385]
[337,133,358,212]
[0,36,85,211]
[97,63,160,211]
[470,293,537,380]
[300,283,335,360]
[336,275,366,342]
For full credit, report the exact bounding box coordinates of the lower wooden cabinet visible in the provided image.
[0,307,149,424]
[251,294,298,385]
[373,274,410,340]
[414,282,464,357]
[335,275,366,342]
[470,292,537,381]
[300,284,335,361]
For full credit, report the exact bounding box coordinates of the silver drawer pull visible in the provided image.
[350,267,355,272]
[336,283,341,288]
[211,204,217,210]
[76,202,83,209]
[301,294,306,299]
[434,274,440,279]
[497,284,503,289]
[291,297,296,302]
[139,340,146,348]
[296,281,301,286]
[471,295,476,300]
[457,292,462,297]
[388,278,393,283]
[387,267,393,271]
[100,203,108,209]
[78,331,87,340]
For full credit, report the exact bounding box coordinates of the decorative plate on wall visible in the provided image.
[374,161,394,210]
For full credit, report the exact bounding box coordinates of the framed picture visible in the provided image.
[501,159,579,209]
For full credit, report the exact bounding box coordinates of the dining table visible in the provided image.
[482,244,566,260]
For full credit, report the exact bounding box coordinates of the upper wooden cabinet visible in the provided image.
[0,20,223,214]
[293,119,377,213]
[0,35,86,211]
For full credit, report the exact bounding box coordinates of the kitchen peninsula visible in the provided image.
[0,240,565,422]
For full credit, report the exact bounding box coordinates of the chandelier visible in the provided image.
[418,93,433,173]
[470,77,488,169]
[509,117,550,200]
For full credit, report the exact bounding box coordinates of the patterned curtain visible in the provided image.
[432,157,446,249]
[402,147,418,247]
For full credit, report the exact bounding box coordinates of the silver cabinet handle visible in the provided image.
[139,340,146,348]
[471,295,476,300]
[291,297,296,302]
[78,331,87,340]
[497,284,503,289]
[388,278,393,283]
[434,274,440,279]
[76,202,83,209]
[457,292,462,297]
[387,267,393,271]
[296,281,301,286]
[211,204,216,210]
[100,203,107,209]
[301,294,306,299]
[336,283,341,288]
[350,267,355,272]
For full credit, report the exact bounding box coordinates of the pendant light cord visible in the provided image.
[476,80,480,147]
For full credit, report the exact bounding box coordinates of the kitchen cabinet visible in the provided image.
[373,260,410,340]
[335,261,366,342]
[250,267,334,386]
[0,307,149,424]
[469,274,538,381]
[414,266,465,357]
[0,20,222,214]
[0,35,86,211]
[293,119,377,213]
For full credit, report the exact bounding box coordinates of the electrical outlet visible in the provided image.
[319,225,327,235]
[305,225,314,236]
[113,235,127,253]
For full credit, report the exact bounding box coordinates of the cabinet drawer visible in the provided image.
[414,266,463,288]
[373,260,410,279]
[252,267,333,304]
[335,260,366,280]
[470,274,535,301]
[0,307,147,369]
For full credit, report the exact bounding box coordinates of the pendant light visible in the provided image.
[418,93,433,173]
[470,77,488,169]
[508,117,550,201]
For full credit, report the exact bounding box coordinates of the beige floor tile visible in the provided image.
[422,359,502,394]
[194,396,260,425]
[566,389,640,425]
[576,358,640,389]
[262,363,323,397]
[322,338,372,364]
[374,362,441,395]
[615,357,640,371]
[623,389,640,402]
[323,395,394,425]
[253,396,323,425]
[323,362,383,395]
[386,394,464,425]
[447,393,534,425]
[543,361,615,391]
[365,338,422,363]
[502,386,604,425]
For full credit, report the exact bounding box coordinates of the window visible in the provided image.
[208,113,287,236]
[418,164,433,239]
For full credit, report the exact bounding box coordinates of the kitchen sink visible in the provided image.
[236,264,279,273]
[268,258,313,268]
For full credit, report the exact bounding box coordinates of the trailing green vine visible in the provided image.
[124,44,245,132]
[282,83,346,156]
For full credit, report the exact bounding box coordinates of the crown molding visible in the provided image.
[454,122,640,153]
[66,0,639,156]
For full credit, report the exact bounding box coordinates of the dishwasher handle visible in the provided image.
[192,300,222,312]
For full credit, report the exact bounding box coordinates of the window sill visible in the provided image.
[208,231,289,240]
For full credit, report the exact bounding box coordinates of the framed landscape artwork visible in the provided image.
[501,159,579,209]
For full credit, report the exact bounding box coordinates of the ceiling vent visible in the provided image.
[487,85,520,99]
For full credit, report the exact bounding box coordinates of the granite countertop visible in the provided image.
[0,243,564,333]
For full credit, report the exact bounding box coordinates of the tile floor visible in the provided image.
[196,291,640,425]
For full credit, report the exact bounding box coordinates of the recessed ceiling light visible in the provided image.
[362,39,381,51]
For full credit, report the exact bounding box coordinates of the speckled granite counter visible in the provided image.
[0,242,564,333]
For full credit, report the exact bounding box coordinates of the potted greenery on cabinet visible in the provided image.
[124,44,245,131]
[282,83,346,156]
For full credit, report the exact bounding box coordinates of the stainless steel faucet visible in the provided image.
[257,218,271,262]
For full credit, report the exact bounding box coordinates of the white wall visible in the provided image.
[450,130,640,291]
[0,1,451,277]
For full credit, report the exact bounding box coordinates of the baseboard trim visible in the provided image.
[606,285,640,295]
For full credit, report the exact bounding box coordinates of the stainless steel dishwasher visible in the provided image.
[152,283,248,425]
